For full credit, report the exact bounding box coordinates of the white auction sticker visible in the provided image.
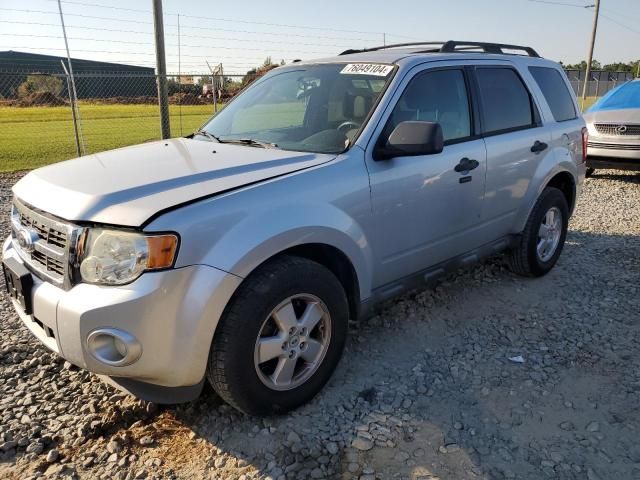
[340,64,394,76]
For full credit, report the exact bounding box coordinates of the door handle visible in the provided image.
[531,140,548,153]
[454,157,479,173]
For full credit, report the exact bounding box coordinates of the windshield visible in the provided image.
[199,63,395,154]
[588,81,640,112]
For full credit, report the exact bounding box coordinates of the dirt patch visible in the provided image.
[16,92,67,107]
[87,96,158,105]
[169,92,210,105]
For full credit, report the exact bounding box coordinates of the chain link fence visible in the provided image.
[568,79,624,98]
[0,68,633,172]
[0,70,259,172]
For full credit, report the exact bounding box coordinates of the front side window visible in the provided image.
[476,67,536,134]
[201,63,394,154]
[385,69,471,142]
[529,66,577,122]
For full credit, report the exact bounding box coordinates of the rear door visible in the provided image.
[472,65,553,234]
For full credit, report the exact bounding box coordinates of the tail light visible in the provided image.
[581,127,588,163]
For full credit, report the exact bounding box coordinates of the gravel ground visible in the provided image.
[1,169,639,480]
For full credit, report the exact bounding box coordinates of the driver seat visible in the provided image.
[343,93,372,141]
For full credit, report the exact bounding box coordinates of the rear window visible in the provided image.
[476,68,535,134]
[529,67,577,122]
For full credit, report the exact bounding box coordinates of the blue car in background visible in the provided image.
[584,79,640,176]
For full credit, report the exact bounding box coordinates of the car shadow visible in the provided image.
[589,170,640,184]
[151,227,640,479]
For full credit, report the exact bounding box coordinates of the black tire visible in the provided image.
[507,187,569,277]
[585,167,595,178]
[207,255,349,415]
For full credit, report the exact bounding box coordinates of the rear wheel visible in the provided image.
[207,255,349,415]
[585,167,595,178]
[507,187,569,277]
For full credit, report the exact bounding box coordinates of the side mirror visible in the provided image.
[374,121,444,161]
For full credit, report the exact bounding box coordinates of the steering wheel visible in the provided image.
[337,121,361,133]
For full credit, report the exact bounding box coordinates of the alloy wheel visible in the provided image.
[537,206,563,262]
[253,294,331,391]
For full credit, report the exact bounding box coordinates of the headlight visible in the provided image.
[79,229,178,285]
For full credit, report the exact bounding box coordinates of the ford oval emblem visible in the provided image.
[17,228,39,253]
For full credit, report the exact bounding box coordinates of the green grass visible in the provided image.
[581,96,597,111]
[0,97,600,173]
[0,103,218,172]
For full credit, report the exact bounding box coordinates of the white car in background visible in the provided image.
[584,79,640,176]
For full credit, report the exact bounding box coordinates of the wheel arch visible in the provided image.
[514,166,578,233]
[225,242,363,322]
[278,243,361,321]
[545,170,577,215]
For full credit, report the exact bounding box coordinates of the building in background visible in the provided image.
[0,50,155,99]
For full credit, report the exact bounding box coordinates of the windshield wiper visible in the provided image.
[192,130,222,142]
[192,131,278,149]
[218,138,279,149]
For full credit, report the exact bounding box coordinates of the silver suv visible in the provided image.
[3,41,586,415]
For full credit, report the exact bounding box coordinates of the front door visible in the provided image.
[365,66,487,287]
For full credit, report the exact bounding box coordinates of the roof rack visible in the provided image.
[339,40,540,58]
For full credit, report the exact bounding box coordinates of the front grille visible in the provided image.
[588,141,640,151]
[10,198,76,287]
[18,211,68,248]
[594,123,640,136]
[31,250,66,276]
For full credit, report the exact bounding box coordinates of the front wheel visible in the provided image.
[207,256,349,415]
[507,187,569,277]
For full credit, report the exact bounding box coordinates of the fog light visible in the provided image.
[86,328,142,366]
[114,336,128,357]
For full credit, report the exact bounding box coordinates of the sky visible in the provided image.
[0,0,638,75]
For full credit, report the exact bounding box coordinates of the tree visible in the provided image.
[17,75,64,98]
[601,62,635,73]
[564,60,601,70]
[241,57,279,87]
[563,59,640,76]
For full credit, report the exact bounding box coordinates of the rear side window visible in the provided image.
[529,66,577,122]
[476,68,535,134]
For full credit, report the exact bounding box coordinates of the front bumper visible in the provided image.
[587,154,640,171]
[586,135,640,171]
[3,236,242,402]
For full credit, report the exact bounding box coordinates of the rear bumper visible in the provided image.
[3,236,242,403]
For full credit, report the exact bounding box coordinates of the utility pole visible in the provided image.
[581,0,600,108]
[152,0,171,139]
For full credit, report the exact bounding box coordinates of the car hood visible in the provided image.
[13,138,335,227]
[583,108,640,124]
